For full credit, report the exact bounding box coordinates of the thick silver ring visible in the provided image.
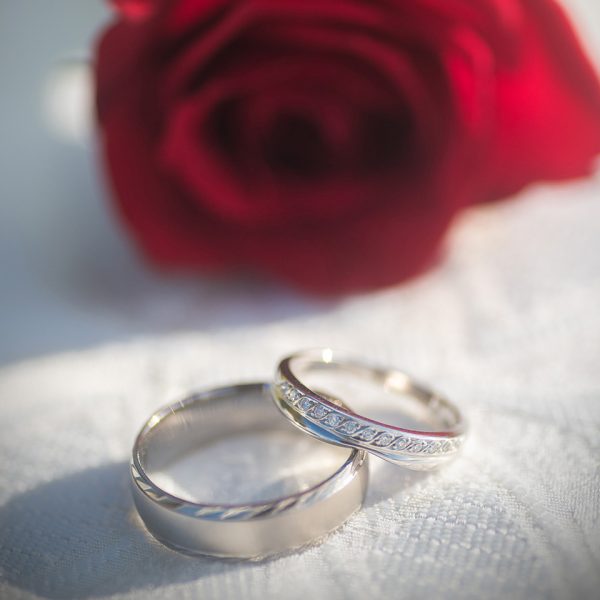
[272,349,467,470]
[131,382,368,558]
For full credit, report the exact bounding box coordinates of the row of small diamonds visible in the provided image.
[277,380,461,455]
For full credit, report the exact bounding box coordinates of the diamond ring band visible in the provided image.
[272,349,467,470]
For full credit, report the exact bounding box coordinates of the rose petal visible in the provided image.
[97,58,228,266]
[478,0,600,200]
[109,0,155,21]
[243,183,456,293]
[101,78,456,293]
[159,58,432,226]
[162,0,509,91]
[164,0,233,35]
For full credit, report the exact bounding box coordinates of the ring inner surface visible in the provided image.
[289,356,458,432]
[137,385,353,505]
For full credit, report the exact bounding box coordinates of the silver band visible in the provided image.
[272,349,467,470]
[131,382,368,558]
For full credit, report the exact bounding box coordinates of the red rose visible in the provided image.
[96,0,600,294]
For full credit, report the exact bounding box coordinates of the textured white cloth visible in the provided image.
[1,2,600,599]
[2,178,600,600]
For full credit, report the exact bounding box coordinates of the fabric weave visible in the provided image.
[1,178,599,599]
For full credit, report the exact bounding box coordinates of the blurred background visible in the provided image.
[0,1,599,365]
[1,2,333,365]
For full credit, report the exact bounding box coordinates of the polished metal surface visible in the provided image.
[273,349,467,470]
[131,382,368,558]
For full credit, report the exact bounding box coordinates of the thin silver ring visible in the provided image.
[131,382,368,558]
[272,349,467,470]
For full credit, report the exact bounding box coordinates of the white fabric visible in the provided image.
[1,2,600,599]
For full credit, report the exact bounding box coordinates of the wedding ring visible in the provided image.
[272,349,467,470]
[131,382,368,558]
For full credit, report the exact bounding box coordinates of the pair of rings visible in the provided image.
[132,348,467,559]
